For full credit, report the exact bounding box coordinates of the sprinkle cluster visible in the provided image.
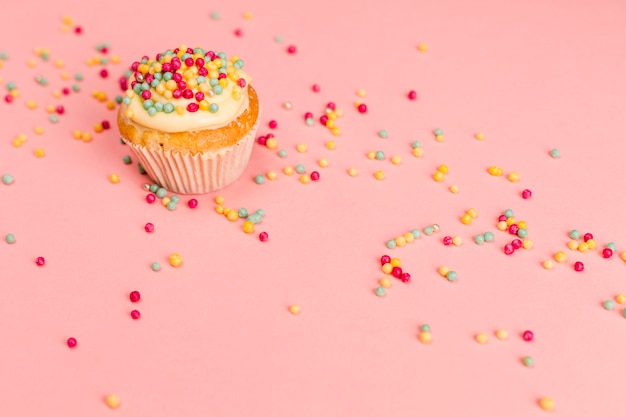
[123,46,246,117]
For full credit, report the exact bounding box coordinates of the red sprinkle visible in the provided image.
[310,171,320,181]
[146,193,157,204]
[522,330,534,341]
[312,84,321,93]
[400,272,411,283]
[407,90,418,100]
[4,95,13,103]
[35,256,46,266]
[259,231,269,242]
[504,244,514,255]
[583,233,593,242]
[521,189,532,199]
[268,120,278,129]
[304,112,313,120]
[357,103,367,113]
[391,266,403,278]
[602,248,613,258]
[326,102,336,110]
[187,103,199,112]
[234,28,243,37]
[574,261,584,272]
[101,120,110,129]
[67,337,77,348]
[380,255,391,265]
[130,310,141,320]
[74,26,82,34]
[129,291,141,303]
[144,223,155,233]
[286,45,297,54]
[188,198,198,209]
[99,69,108,78]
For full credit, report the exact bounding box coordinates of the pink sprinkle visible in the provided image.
[141,90,151,100]
[391,266,403,278]
[144,223,155,233]
[130,310,141,320]
[101,120,110,129]
[187,103,199,112]
[504,244,514,255]
[602,248,613,258]
[99,69,108,78]
[129,291,141,303]
[259,231,269,242]
[56,105,65,115]
[443,236,453,245]
[257,135,267,145]
[380,255,391,265]
[237,78,246,88]
[522,330,534,341]
[286,45,297,54]
[35,256,46,266]
[326,102,336,110]
[583,233,593,242]
[511,239,523,249]
[407,90,418,100]
[498,215,508,222]
[312,84,321,92]
[400,272,411,283]
[67,337,77,348]
[574,261,584,272]
[268,120,278,129]
[357,103,367,113]
[521,189,532,199]
[188,199,198,209]
[234,28,243,37]
[310,171,320,181]
[146,193,157,204]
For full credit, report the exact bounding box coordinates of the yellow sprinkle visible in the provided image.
[296,143,307,153]
[412,147,424,158]
[587,239,597,250]
[106,101,116,110]
[265,137,278,149]
[567,240,579,250]
[12,138,25,148]
[331,127,341,136]
[34,126,44,135]
[435,134,444,143]
[105,394,121,409]
[124,109,134,118]
[299,174,311,184]
[488,166,503,176]
[449,185,459,194]
[60,71,70,80]
[326,141,336,150]
[381,263,393,274]
[438,266,450,277]
[243,11,253,20]
[404,232,414,243]
[317,158,329,168]
[505,217,516,226]
[475,132,484,140]
[577,242,590,253]
[356,89,366,97]
[214,195,225,204]
[539,397,555,412]
[243,221,255,234]
[111,55,121,64]
[81,132,92,142]
[390,258,401,267]
[379,276,392,288]
[395,235,407,247]
[72,130,82,139]
[26,99,38,110]
[452,236,463,246]
[461,213,472,225]
[215,205,224,214]
[417,43,428,52]
[94,123,104,133]
[554,251,567,263]
[283,166,294,176]
[475,333,488,344]
[615,294,626,304]
[288,304,300,315]
[54,59,65,68]
[61,16,74,25]
[522,239,533,249]
[543,259,554,270]
[34,148,45,158]
[391,155,402,165]
[226,211,239,222]
[26,59,36,68]
[366,151,377,160]
[497,221,508,231]
[467,208,478,218]
[517,221,527,229]
[109,174,120,184]
[10,89,20,98]
[507,172,520,182]
[418,331,432,344]
[266,170,278,180]
[495,329,508,340]
[348,168,358,177]
[169,253,183,267]
[433,171,445,182]
[374,170,385,180]
[60,25,70,33]
[175,106,185,115]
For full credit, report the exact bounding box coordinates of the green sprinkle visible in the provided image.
[411,229,422,239]
[607,242,617,251]
[378,129,388,139]
[622,308,626,318]
[5,233,16,244]
[2,174,15,185]
[483,231,495,242]
[151,262,161,271]
[74,73,84,81]
[71,84,80,92]
[522,356,534,367]
[503,209,514,218]
[517,228,528,239]
[6,81,16,91]
[49,114,59,123]
[411,140,422,149]
[247,214,262,224]
[550,148,561,158]
[255,209,265,217]
[35,76,48,86]
[170,195,180,203]
[305,117,315,126]
[278,149,287,158]
[420,324,431,332]
[0,52,8,60]
[275,35,284,43]
[603,300,615,310]
[166,202,177,211]
[156,188,168,198]
[210,11,221,20]
[433,128,443,135]
[295,164,306,174]
[474,234,485,245]
[149,184,159,193]
[569,229,581,239]
[423,226,434,236]
[386,240,396,249]
[138,163,147,175]
[238,208,248,218]
[375,286,386,297]
[375,151,385,160]
[123,155,132,164]
[209,103,219,113]
[40,52,50,61]
[446,271,458,282]
[115,95,123,104]
[254,174,265,184]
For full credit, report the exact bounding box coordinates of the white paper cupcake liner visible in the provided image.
[125,115,260,194]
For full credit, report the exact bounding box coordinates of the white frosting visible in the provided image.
[126,70,251,133]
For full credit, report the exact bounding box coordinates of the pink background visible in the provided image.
[1,0,626,415]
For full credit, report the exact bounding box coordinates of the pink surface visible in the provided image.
[1,0,626,415]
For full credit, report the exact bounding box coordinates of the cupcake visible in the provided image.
[117,45,260,194]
